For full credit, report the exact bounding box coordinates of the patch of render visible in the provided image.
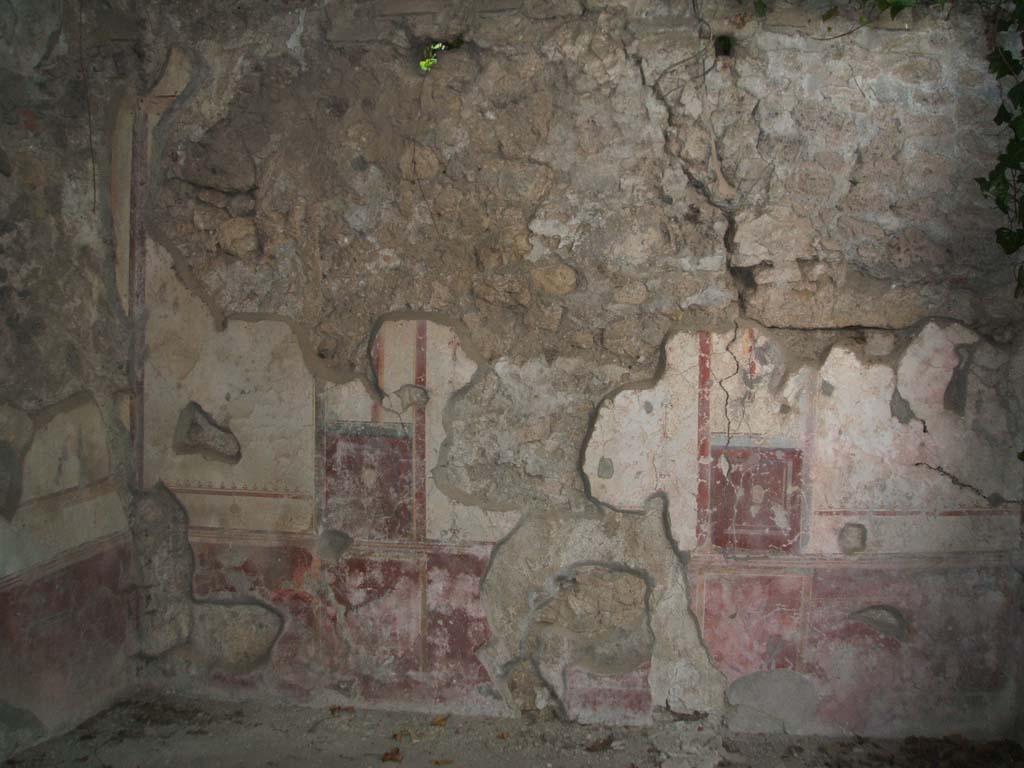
[479,496,726,719]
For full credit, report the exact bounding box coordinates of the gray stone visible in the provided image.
[129,489,194,657]
[726,670,820,735]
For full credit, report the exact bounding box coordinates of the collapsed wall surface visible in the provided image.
[2,0,1023,751]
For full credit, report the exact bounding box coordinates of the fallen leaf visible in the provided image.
[392,731,404,741]
[330,705,355,716]
[585,734,615,753]
[382,747,403,763]
[433,761,453,766]
[431,714,449,727]
[496,731,510,740]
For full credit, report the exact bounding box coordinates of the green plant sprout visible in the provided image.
[418,37,463,73]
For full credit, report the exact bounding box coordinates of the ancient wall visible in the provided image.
[0,1,140,756]
[3,0,1024,751]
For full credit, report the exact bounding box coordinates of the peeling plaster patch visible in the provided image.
[188,602,283,673]
[942,345,972,416]
[173,402,242,464]
[286,9,306,70]
[314,529,352,562]
[837,523,867,555]
[480,497,725,719]
[849,605,906,642]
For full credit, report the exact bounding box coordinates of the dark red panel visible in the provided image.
[0,543,136,729]
[324,421,413,541]
[711,446,802,552]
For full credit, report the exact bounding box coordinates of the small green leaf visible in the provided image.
[754,0,768,17]
[822,6,839,21]
[988,48,1024,78]
[1015,262,1024,297]
[997,227,1024,256]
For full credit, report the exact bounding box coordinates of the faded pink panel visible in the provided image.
[324,422,413,541]
[425,551,492,697]
[564,662,652,726]
[804,566,1021,735]
[702,572,804,680]
[0,544,136,729]
[332,555,422,699]
[711,446,802,552]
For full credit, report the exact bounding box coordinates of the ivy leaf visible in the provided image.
[754,0,767,17]
[888,0,916,19]
[822,6,838,21]
[1011,114,1024,140]
[988,48,1024,78]
[997,227,1024,257]
[995,104,1013,125]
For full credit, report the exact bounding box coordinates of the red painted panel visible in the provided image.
[332,555,423,699]
[564,662,652,726]
[0,543,136,729]
[711,446,802,552]
[702,572,803,680]
[425,552,491,693]
[803,566,1020,734]
[324,422,413,541]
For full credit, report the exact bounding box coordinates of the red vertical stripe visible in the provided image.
[371,333,383,423]
[414,320,429,675]
[414,320,427,542]
[129,108,149,489]
[695,331,711,549]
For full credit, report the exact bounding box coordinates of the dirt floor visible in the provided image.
[6,694,1024,768]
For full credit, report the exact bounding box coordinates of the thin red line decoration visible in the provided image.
[129,108,149,488]
[687,549,1013,571]
[16,477,117,510]
[696,331,712,548]
[314,380,326,525]
[414,319,429,676]
[166,486,313,501]
[815,508,1015,517]
[414,319,428,543]
[372,333,383,423]
[0,531,131,592]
